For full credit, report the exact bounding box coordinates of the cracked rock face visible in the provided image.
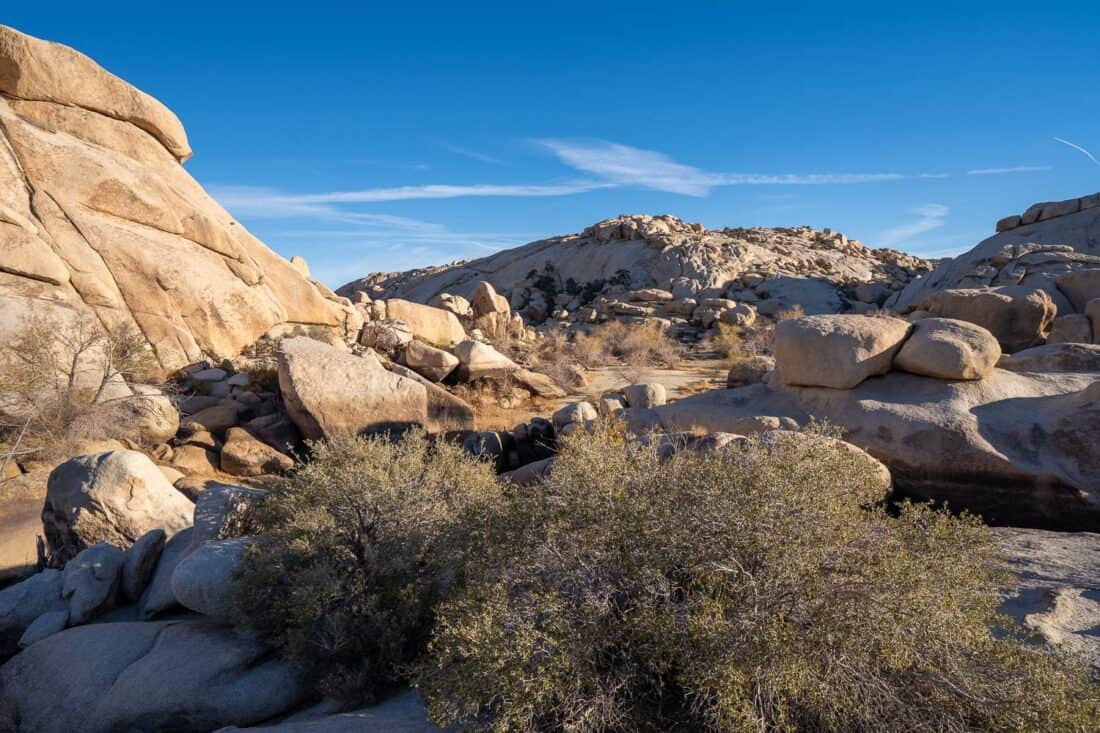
[0,25,357,371]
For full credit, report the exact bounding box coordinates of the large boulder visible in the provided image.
[0,620,310,733]
[277,337,427,440]
[171,537,252,619]
[644,370,1100,530]
[893,318,1001,380]
[0,26,355,371]
[384,299,465,348]
[1053,268,1100,312]
[220,427,294,477]
[453,339,519,381]
[773,315,911,389]
[404,339,459,382]
[43,451,194,564]
[1047,314,1093,344]
[917,287,1056,353]
[997,343,1100,373]
[471,281,510,317]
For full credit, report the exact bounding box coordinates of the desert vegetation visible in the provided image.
[231,432,503,701]
[0,311,163,471]
[234,424,1098,731]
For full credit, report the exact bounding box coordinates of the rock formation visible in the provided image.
[622,313,1099,530]
[339,215,933,336]
[0,26,359,372]
[891,193,1100,352]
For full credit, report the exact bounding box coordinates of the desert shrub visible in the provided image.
[232,432,503,702]
[419,424,1098,732]
[710,323,746,360]
[0,309,161,468]
[526,328,587,390]
[572,321,682,370]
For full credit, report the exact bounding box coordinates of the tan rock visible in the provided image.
[472,281,510,317]
[919,287,1056,353]
[893,318,1001,380]
[997,343,1100,373]
[429,292,472,318]
[1087,298,1100,342]
[384,299,465,347]
[1054,268,1100,312]
[1047,314,1093,344]
[774,315,911,389]
[512,368,567,398]
[277,337,427,440]
[454,339,518,381]
[404,339,459,382]
[170,444,220,476]
[0,25,190,161]
[219,427,293,477]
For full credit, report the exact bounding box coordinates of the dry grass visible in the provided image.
[574,320,682,369]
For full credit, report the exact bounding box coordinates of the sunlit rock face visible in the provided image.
[0,25,357,371]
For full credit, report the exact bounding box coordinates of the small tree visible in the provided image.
[0,309,158,470]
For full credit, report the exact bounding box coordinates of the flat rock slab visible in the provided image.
[0,620,309,733]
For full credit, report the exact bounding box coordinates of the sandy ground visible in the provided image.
[0,474,45,583]
[476,356,728,431]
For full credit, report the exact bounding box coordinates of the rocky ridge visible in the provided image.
[340,214,934,338]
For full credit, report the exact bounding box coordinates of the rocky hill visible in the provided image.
[340,214,934,323]
[889,192,1100,352]
[0,26,359,372]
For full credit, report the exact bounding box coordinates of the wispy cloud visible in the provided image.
[1053,136,1100,166]
[878,204,949,246]
[967,165,1052,175]
[208,184,535,285]
[536,139,906,195]
[293,181,612,204]
[441,144,506,165]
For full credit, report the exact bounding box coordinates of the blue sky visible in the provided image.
[8,2,1100,285]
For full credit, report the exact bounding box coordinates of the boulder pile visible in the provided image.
[892,193,1100,352]
[615,312,1097,530]
[0,453,318,733]
[338,214,934,346]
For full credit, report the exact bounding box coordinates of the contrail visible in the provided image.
[1053,136,1100,166]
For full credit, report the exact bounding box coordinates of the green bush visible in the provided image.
[418,424,1098,732]
[232,432,502,702]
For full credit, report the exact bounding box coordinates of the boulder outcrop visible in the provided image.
[773,315,911,389]
[339,216,932,330]
[0,25,357,372]
[893,194,1100,327]
[917,287,1056,353]
[636,370,1100,529]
